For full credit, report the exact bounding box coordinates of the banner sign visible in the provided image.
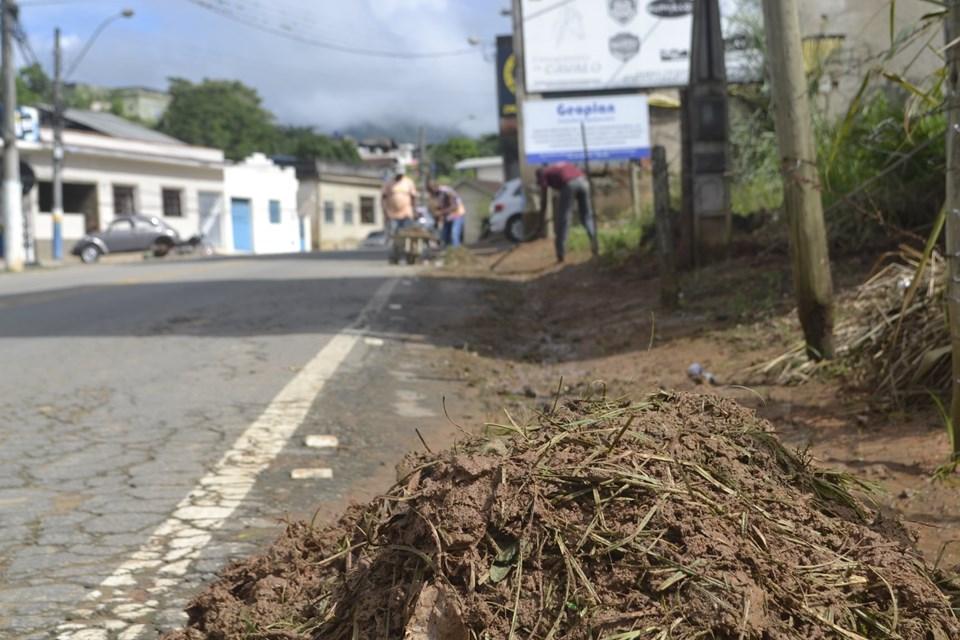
[523,94,651,164]
[496,35,517,120]
[520,0,755,92]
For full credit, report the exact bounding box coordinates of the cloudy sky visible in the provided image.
[17,0,509,137]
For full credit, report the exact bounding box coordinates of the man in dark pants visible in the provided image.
[536,162,599,262]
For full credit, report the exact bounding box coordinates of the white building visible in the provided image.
[356,138,417,173]
[221,153,304,254]
[23,108,225,261]
[18,109,305,260]
[454,156,505,183]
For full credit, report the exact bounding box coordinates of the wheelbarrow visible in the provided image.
[390,225,437,265]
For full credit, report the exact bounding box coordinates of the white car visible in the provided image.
[488,178,526,242]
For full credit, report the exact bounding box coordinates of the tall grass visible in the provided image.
[727,0,946,249]
[568,217,650,267]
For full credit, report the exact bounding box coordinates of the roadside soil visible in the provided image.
[429,238,960,572]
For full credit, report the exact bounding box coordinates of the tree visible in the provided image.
[16,63,51,106]
[158,78,276,161]
[270,126,360,164]
[430,136,482,177]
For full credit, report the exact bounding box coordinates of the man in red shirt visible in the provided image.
[536,162,599,262]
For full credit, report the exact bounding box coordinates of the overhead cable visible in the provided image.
[185,0,477,59]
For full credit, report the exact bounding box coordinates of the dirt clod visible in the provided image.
[165,392,959,640]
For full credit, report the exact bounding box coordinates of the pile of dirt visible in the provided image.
[166,393,959,640]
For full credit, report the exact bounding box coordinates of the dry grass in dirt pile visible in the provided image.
[429,241,960,567]
[166,393,959,640]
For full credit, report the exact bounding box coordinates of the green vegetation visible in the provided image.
[158,78,277,162]
[269,126,360,164]
[16,63,96,110]
[568,217,649,267]
[429,134,500,178]
[727,6,946,250]
[158,78,359,163]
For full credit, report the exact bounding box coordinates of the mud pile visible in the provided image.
[167,393,959,640]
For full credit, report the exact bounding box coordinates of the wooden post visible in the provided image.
[761,0,835,360]
[653,146,678,308]
[629,161,641,220]
[945,0,960,461]
[678,88,694,269]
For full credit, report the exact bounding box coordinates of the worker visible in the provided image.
[536,162,599,263]
[427,181,467,248]
[382,164,418,262]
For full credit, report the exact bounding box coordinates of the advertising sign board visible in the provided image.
[523,94,650,165]
[496,35,517,120]
[520,0,755,92]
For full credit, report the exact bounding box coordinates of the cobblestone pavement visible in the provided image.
[0,253,481,639]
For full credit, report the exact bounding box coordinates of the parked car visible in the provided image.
[72,215,181,264]
[360,230,389,248]
[488,178,526,242]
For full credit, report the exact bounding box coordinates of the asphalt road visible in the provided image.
[0,252,475,639]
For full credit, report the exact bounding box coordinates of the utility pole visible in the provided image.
[688,0,731,265]
[51,27,63,261]
[761,0,835,360]
[945,0,960,461]
[417,126,426,186]
[1,0,23,272]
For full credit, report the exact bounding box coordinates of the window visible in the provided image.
[360,196,376,225]
[269,199,282,224]
[323,201,335,224]
[107,218,133,233]
[113,185,136,215]
[343,202,354,225]
[162,188,183,217]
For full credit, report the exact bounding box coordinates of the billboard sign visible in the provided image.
[520,0,755,92]
[523,94,650,164]
[496,35,517,120]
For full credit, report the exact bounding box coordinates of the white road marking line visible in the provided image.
[364,337,385,347]
[290,468,334,480]
[389,303,403,310]
[305,435,339,449]
[57,278,399,639]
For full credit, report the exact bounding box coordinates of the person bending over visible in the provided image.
[536,162,598,262]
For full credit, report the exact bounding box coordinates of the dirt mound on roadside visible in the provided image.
[165,392,959,640]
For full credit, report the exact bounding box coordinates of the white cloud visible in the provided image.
[371,0,449,18]
[21,0,505,139]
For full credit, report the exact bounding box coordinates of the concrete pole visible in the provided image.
[762,0,835,360]
[2,0,23,271]
[52,27,63,260]
[945,0,960,461]
[511,0,547,239]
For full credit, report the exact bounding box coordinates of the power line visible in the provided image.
[19,0,117,6]
[13,17,40,68]
[184,0,478,59]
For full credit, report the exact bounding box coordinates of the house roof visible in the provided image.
[37,106,185,145]
[65,109,183,144]
[290,159,386,187]
[453,178,502,196]
[455,156,504,171]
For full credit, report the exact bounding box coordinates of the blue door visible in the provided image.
[231,198,253,252]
